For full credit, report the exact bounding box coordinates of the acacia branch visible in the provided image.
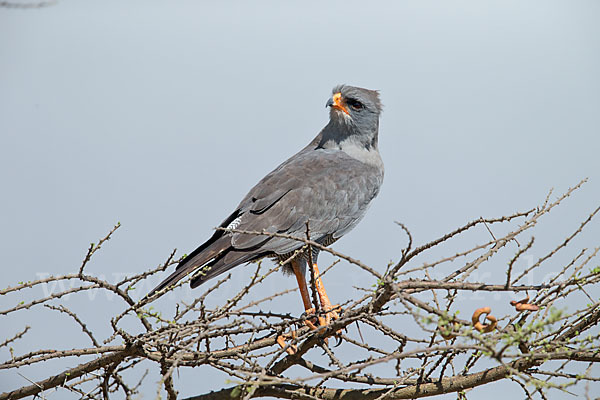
[2,180,598,399]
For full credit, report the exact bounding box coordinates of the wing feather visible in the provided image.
[149,145,383,295]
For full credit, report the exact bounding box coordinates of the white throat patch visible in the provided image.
[339,139,384,170]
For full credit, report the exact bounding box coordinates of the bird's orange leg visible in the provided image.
[276,260,341,354]
[292,260,313,311]
[291,260,322,329]
[311,263,340,325]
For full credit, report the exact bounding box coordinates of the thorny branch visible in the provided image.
[1,180,599,399]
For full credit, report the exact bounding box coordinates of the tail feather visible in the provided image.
[146,209,274,299]
[147,236,230,298]
[189,250,266,288]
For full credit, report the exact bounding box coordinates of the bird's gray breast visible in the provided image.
[229,147,384,254]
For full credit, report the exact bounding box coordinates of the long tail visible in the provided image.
[189,249,265,288]
[146,235,231,298]
[146,210,273,299]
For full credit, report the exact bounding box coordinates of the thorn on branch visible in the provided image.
[394,221,413,258]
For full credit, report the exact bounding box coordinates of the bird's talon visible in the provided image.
[303,305,341,330]
[276,332,297,355]
[334,335,343,347]
[304,319,319,331]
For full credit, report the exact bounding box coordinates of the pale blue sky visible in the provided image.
[1,1,599,398]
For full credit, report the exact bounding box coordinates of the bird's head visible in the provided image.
[324,85,382,147]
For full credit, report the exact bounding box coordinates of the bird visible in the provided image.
[148,84,384,328]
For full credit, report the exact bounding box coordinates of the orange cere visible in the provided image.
[332,92,349,115]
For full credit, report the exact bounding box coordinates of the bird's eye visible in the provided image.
[347,99,364,110]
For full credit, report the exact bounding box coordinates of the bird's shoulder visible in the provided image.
[237,146,382,212]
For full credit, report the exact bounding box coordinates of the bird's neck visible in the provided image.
[309,120,383,170]
[316,119,379,151]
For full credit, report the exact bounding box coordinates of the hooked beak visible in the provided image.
[326,92,349,115]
